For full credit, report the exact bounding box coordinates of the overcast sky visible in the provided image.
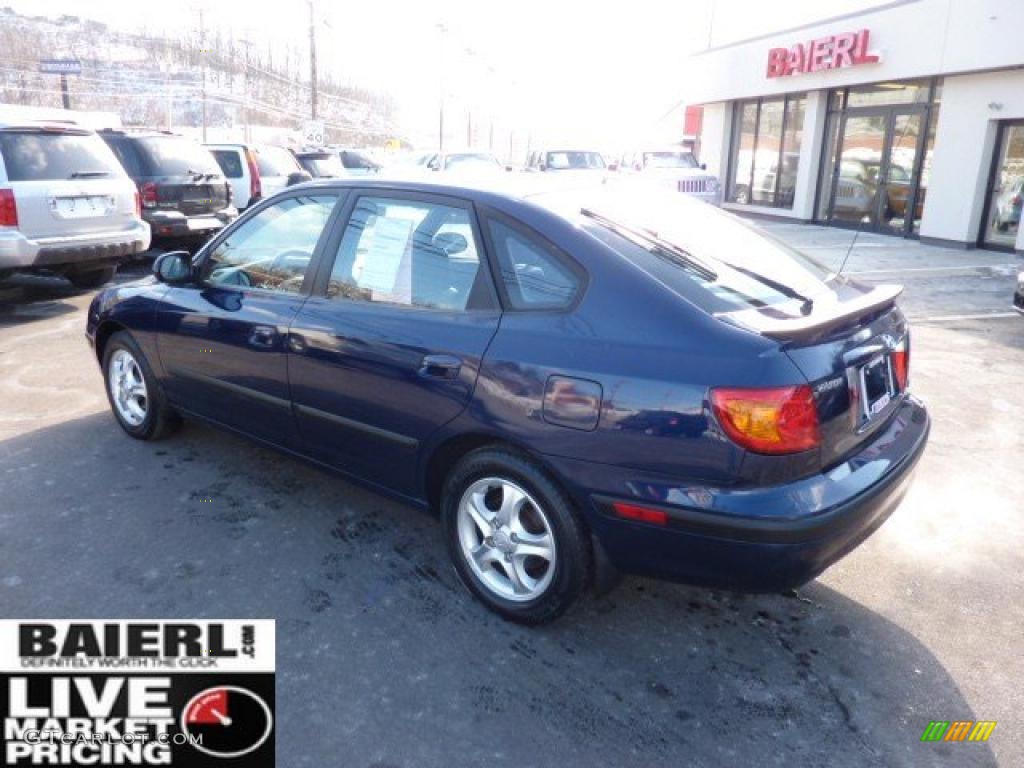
[5,0,888,146]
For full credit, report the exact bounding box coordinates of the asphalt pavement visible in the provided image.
[0,225,1021,767]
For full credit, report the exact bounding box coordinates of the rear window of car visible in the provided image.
[576,193,832,315]
[255,146,299,176]
[339,150,378,170]
[210,149,243,178]
[299,154,343,177]
[134,136,222,176]
[0,130,124,182]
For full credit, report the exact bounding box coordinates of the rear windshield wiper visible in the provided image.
[580,208,718,282]
[634,224,815,315]
[69,170,111,178]
[710,259,815,316]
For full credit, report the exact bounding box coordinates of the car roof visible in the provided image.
[0,120,93,134]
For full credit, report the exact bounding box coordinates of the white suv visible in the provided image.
[0,121,149,287]
[620,148,721,205]
[205,143,308,210]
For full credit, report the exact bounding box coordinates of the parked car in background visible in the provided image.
[206,143,310,210]
[100,130,237,243]
[86,178,928,624]
[294,150,346,179]
[0,120,149,287]
[525,149,607,174]
[621,147,721,204]
[331,147,382,176]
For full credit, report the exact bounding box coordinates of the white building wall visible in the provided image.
[686,0,1024,106]
[920,70,1024,248]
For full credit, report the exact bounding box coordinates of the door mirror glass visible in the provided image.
[153,251,193,284]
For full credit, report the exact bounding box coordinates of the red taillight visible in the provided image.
[710,385,820,454]
[139,182,158,208]
[612,502,668,526]
[245,148,261,202]
[892,338,910,392]
[0,188,18,227]
[133,189,141,218]
[0,188,17,227]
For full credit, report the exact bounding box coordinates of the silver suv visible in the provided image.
[0,121,150,288]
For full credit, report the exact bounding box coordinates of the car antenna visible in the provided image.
[836,227,861,276]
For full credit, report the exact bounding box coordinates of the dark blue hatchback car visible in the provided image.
[87,178,929,623]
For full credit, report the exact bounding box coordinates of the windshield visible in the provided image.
[256,146,300,176]
[545,151,606,170]
[137,137,222,176]
[445,153,501,170]
[299,154,344,177]
[0,130,125,181]
[643,151,698,169]
[556,188,833,315]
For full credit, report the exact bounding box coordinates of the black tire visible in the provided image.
[442,447,591,624]
[68,266,117,289]
[101,331,180,440]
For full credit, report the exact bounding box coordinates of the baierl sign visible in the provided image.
[766,28,880,78]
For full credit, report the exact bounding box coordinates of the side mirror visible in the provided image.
[538,164,547,172]
[505,164,514,172]
[153,251,193,285]
[700,162,707,170]
[608,162,619,172]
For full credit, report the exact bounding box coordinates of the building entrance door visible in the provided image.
[823,105,927,235]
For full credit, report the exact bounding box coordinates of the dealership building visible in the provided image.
[689,0,1024,252]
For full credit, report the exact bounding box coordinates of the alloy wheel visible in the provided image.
[456,477,557,602]
[108,348,148,427]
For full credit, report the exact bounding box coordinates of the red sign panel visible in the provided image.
[766,29,879,78]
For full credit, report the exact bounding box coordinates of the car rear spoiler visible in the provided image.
[716,284,904,342]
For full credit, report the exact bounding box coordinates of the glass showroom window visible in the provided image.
[728,93,807,208]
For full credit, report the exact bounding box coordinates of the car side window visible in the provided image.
[487,219,580,310]
[211,149,243,178]
[327,196,489,311]
[202,194,337,293]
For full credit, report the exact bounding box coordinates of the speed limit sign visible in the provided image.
[301,119,325,146]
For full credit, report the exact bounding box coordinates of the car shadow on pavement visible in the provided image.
[0,413,999,768]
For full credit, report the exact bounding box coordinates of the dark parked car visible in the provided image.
[294,150,345,179]
[1014,266,1023,314]
[86,180,929,624]
[100,130,238,243]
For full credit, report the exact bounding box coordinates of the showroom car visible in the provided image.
[86,179,930,624]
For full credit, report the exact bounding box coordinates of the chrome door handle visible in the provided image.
[419,354,462,380]
[249,325,278,349]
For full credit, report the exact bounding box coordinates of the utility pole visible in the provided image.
[199,8,207,142]
[437,23,447,153]
[308,0,318,120]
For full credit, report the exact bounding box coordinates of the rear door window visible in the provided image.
[211,149,243,178]
[0,130,124,181]
[327,195,491,311]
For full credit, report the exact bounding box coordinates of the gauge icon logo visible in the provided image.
[181,685,274,759]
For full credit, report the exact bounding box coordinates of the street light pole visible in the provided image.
[199,8,207,142]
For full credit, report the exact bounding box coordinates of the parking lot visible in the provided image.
[1,226,1021,767]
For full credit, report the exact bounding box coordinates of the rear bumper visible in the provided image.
[0,221,151,270]
[547,396,930,591]
[144,207,238,239]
